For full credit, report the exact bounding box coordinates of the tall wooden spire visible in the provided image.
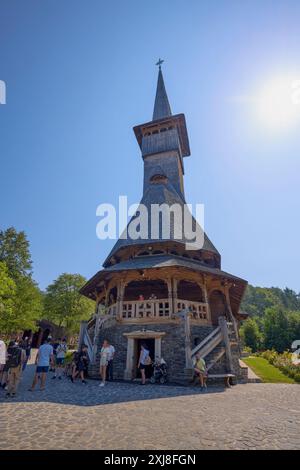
[152,64,172,120]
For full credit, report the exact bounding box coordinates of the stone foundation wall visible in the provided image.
[92,322,188,383]
[88,320,247,384]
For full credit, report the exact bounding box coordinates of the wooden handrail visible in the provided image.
[191,326,221,357]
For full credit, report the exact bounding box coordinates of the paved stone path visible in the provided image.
[0,364,299,450]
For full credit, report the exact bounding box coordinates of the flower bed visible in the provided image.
[259,350,300,383]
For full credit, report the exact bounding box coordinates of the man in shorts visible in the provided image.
[29,337,54,391]
[52,338,67,380]
[6,341,25,397]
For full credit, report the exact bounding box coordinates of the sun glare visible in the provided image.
[255,76,300,132]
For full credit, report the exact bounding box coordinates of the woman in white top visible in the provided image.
[99,339,110,387]
[138,342,150,385]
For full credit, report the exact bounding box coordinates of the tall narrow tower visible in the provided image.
[104,62,219,268]
[80,64,248,385]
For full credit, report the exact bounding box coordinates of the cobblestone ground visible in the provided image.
[0,364,299,450]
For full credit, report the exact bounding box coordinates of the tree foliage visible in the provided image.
[0,227,42,335]
[43,273,94,333]
[240,285,300,353]
[239,317,262,352]
[0,227,32,279]
[0,261,17,334]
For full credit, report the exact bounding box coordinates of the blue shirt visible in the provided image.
[37,344,53,367]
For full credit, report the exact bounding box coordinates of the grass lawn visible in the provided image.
[243,356,296,384]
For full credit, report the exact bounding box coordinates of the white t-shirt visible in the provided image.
[0,340,6,365]
[56,343,67,359]
[100,346,110,361]
[107,345,115,361]
[140,348,149,365]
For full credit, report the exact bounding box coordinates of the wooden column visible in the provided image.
[178,308,194,382]
[172,278,178,316]
[167,278,173,315]
[124,337,134,380]
[203,280,211,323]
[116,280,125,319]
[92,314,101,361]
[224,284,239,343]
[219,316,233,373]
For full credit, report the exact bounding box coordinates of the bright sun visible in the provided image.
[255,76,300,131]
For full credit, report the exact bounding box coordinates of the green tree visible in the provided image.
[262,307,290,352]
[0,227,42,334]
[240,317,262,352]
[43,273,94,334]
[13,276,43,332]
[0,261,16,334]
[0,227,32,279]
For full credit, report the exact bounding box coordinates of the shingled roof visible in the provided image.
[103,177,219,266]
[152,67,172,120]
[80,254,247,314]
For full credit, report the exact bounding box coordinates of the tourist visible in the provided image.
[22,337,32,372]
[52,338,67,380]
[148,293,157,300]
[1,340,17,390]
[138,294,144,301]
[6,340,25,397]
[106,341,115,382]
[29,337,54,391]
[99,339,110,387]
[50,337,59,373]
[194,353,207,390]
[0,338,6,383]
[71,344,89,384]
[138,342,151,385]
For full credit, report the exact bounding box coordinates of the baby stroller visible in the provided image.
[150,358,168,384]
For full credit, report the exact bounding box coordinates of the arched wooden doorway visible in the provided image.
[177,280,203,302]
[123,279,168,301]
[209,290,227,326]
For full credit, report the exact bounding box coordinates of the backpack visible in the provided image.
[7,347,22,368]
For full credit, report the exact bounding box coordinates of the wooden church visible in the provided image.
[79,64,248,384]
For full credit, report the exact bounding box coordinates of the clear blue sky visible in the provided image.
[1,0,300,291]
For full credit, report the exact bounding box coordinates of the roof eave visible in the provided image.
[133,113,190,157]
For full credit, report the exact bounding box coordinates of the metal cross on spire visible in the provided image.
[156,58,164,69]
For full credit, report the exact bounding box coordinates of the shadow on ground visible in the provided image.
[0,364,226,407]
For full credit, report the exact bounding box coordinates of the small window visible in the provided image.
[150,174,168,184]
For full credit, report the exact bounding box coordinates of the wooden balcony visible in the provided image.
[119,298,208,321]
[176,300,208,320]
[122,299,170,319]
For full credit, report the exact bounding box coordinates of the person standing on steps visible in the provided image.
[106,341,115,382]
[29,338,54,392]
[138,342,151,385]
